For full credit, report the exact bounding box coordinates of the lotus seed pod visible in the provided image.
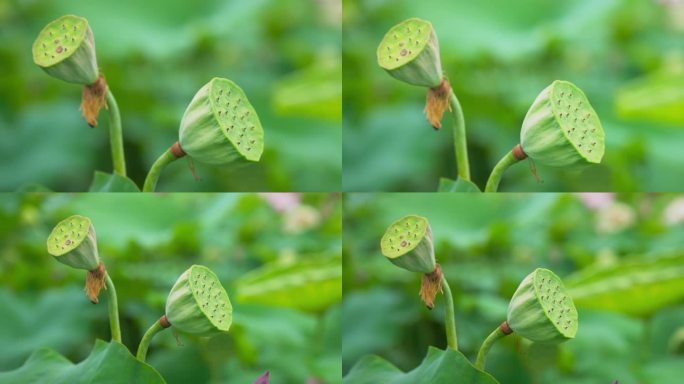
[380,215,436,274]
[165,265,233,337]
[377,18,443,88]
[520,80,605,168]
[46,215,100,271]
[32,15,99,85]
[178,78,264,165]
[506,268,578,344]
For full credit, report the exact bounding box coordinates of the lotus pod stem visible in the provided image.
[475,268,578,370]
[484,144,527,192]
[441,272,458,351]
[485,81,604,191]
[377,18,471,181]
[475,321,513,370]
[136,315,171,362]
[46,215,121,342]
[32,15,127,176]
[142,141,187,192]
[381,215,459,350]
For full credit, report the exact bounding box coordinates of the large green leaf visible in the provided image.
[0,340,165,384]
[343,347,499,384]
[234,256,341,312]
[88,171,140,192]
[565,253,684,316]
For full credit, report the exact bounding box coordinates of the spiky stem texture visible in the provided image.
[105,87,126,177]
[442,273,458,351]
[449,90,470,182]
[105,272,121,343]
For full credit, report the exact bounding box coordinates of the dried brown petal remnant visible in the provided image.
[85,262,106,304]
[81,74,107,127]
[425,78,451,130]
[420,264,443,309]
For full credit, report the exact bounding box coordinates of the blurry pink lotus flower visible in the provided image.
[575,193,615,210]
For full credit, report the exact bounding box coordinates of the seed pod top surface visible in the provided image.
[376,18,443,88]
[32,15,88,67]
[47,215,90,255]
[381,215,428,258]
[380,215,436,273]
[32,15,98,85]
[377,18,432,70]
[46,214,100,271]
[165,265,232,337]
[520,80,605,168]
[179,78,264,165]
[507,268,578,343]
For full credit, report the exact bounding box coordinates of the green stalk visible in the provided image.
[449,90,470,181]
[475,322,511,370]
[105,273,121,343]
[442,274,458,351]
[136,319,166,361]
[143,149,179,192]
[105,88,126,177]
[484,150,521,192]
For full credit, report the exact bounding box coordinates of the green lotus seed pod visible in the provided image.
[507,268,578,344]
[178,78,264,165]
[165,265,233,337]
[46,215,100,271]
[32,15,99,85]
[377,18,443,88]
[380,215,436,273]
[520,80,605,168]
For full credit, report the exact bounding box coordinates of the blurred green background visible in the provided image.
[0,0,341,191]
[343,193,684,383]
[0,193,341,384]
[343,0,684,191]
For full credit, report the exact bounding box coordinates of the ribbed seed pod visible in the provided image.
[507,268,578,343]
[520,80,605,168]
[377,18,443,88]
[179,78,264,166]
[32,15,98,85]
[380,215,435,274]
[165,265,232,337]
[46,215,99,271]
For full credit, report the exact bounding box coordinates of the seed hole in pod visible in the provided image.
[400,48,408,57]
[49,31,53,36]
[55,46,63,54]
